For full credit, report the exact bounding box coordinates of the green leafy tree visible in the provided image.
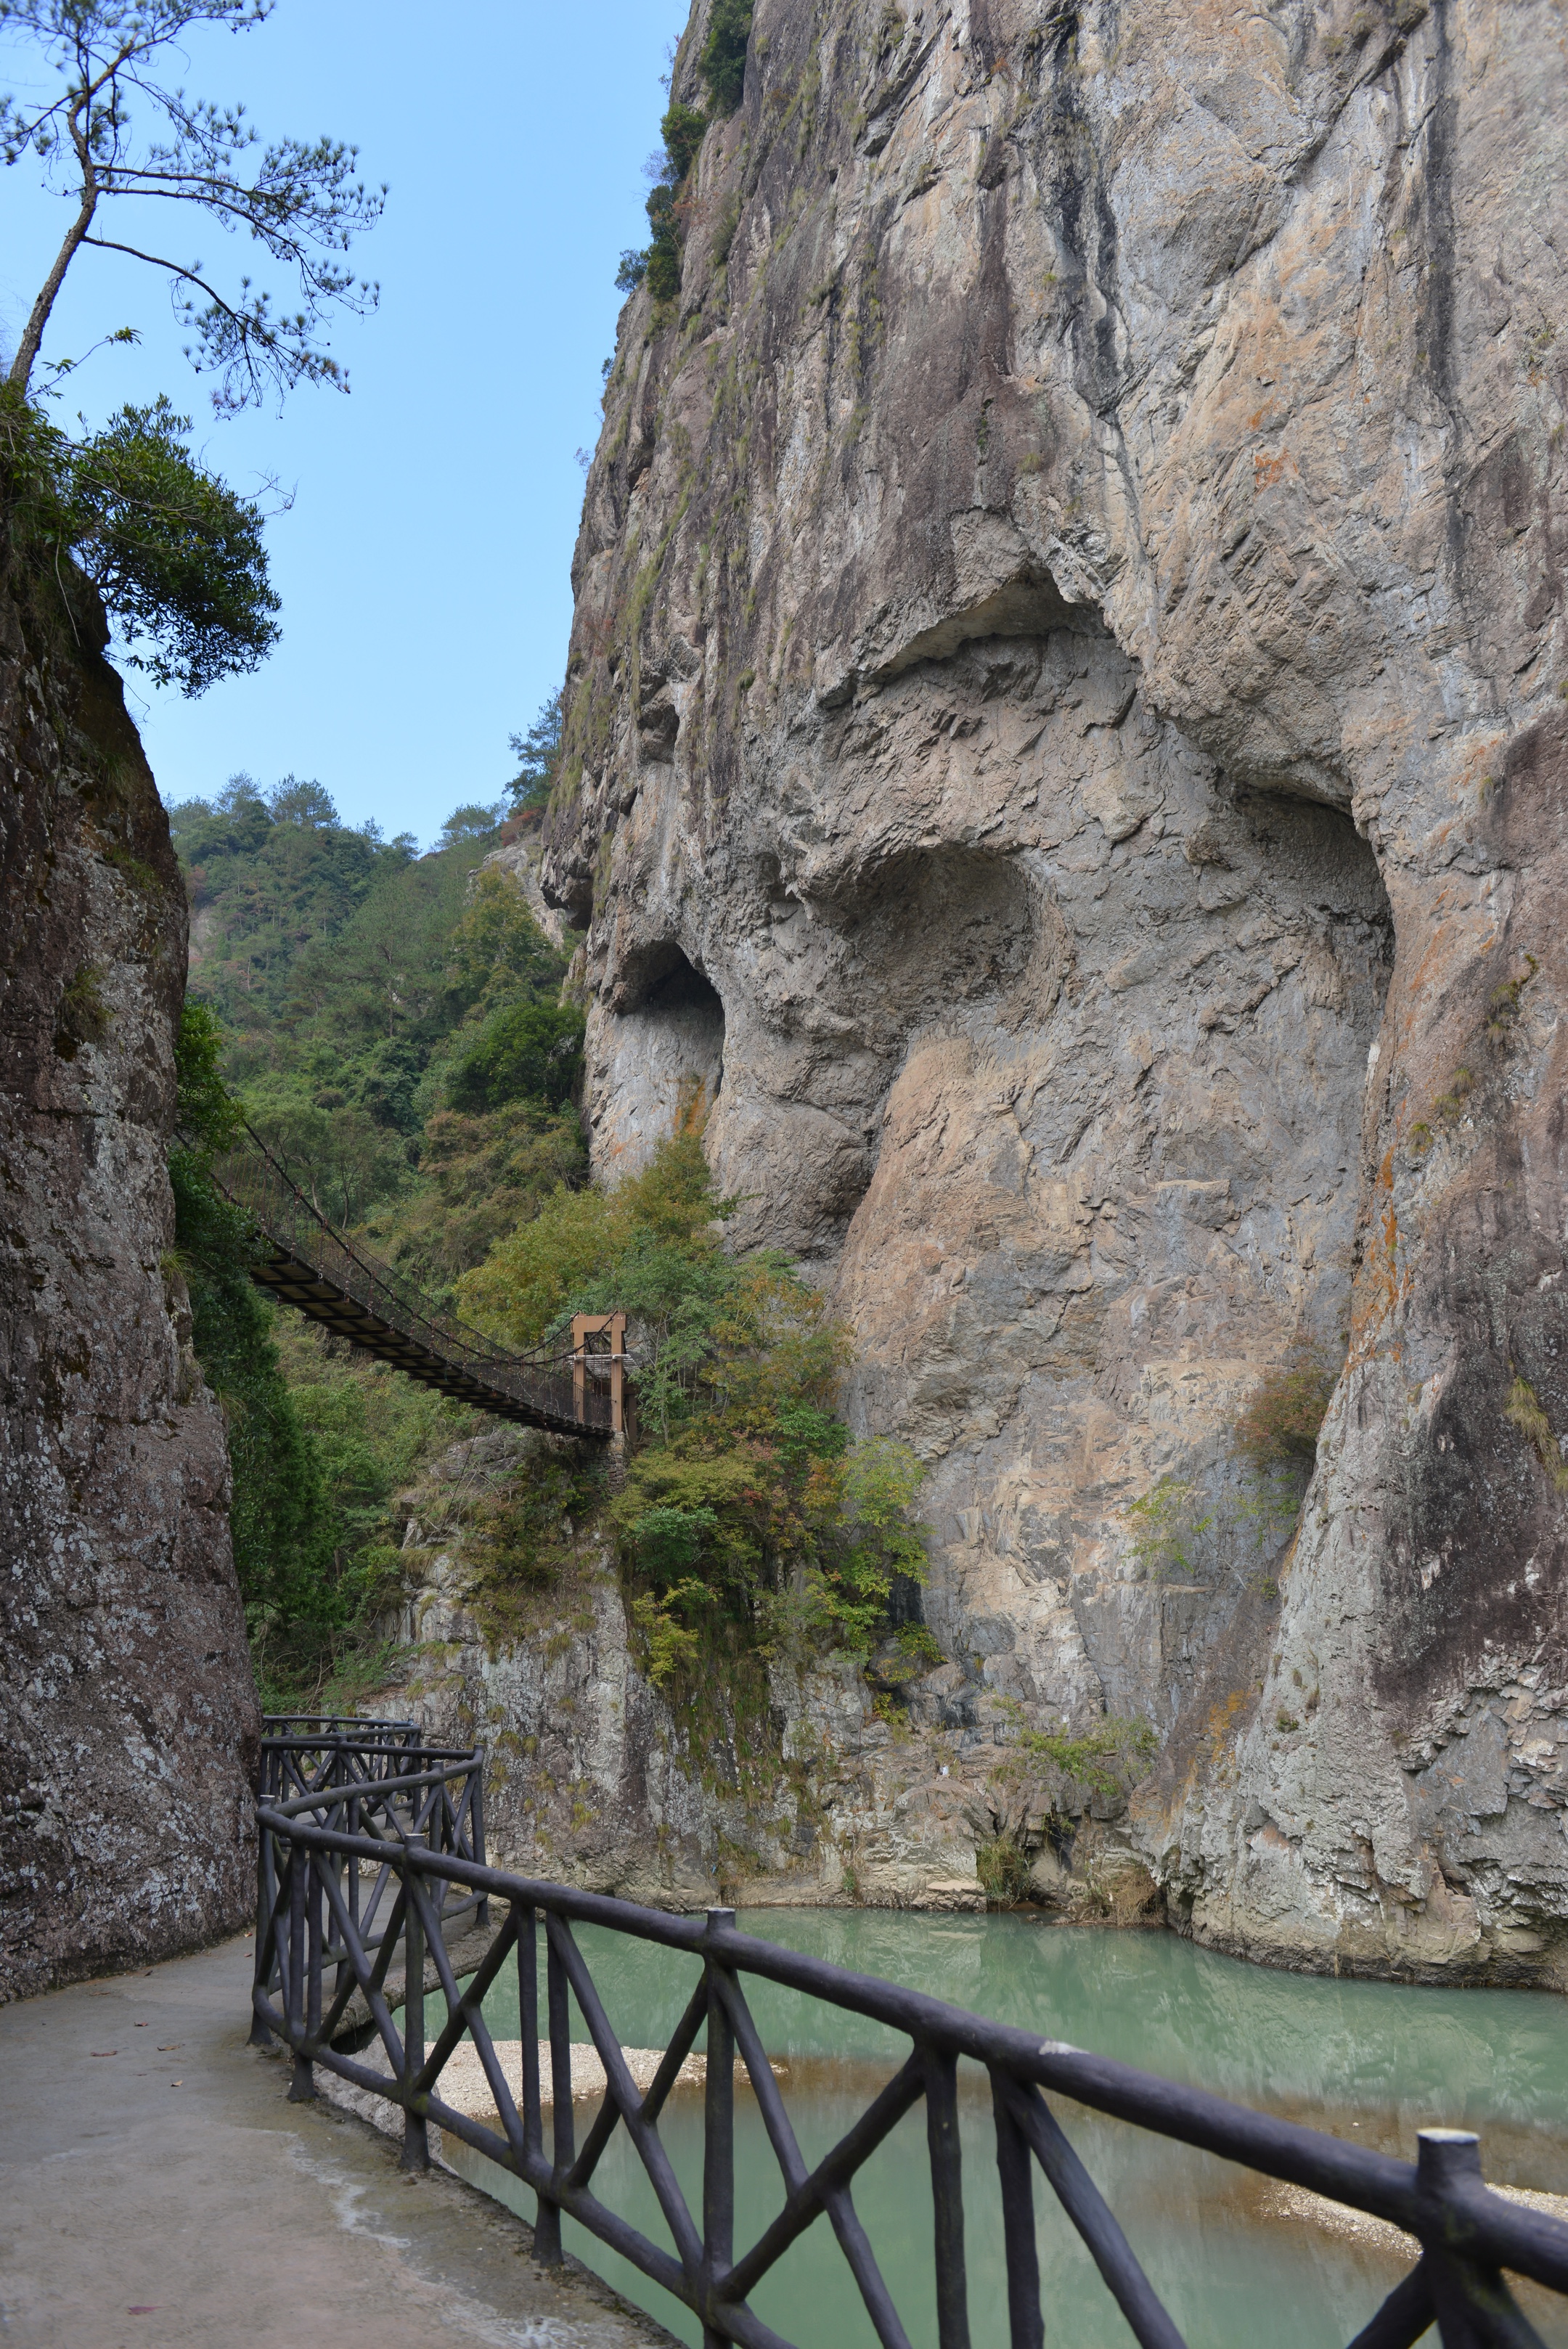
[171,773,416,1026]
[63,393,278,688]
[460,1131,928,1667]
[0,0,383,410]
[446,999,585,1116]
[172,804,580,1286]
[507,693,562,819]
[436,801,504,849]
[0,385,282,691]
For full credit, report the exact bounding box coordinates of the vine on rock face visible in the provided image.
[169,1000,473,1709]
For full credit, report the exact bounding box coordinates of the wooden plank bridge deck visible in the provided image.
[208,1125,617,1439]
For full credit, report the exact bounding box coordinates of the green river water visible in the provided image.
[439,1909,1568,2348]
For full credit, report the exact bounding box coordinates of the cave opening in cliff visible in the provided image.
[626,942,724,1026]
[613,941,727,1118]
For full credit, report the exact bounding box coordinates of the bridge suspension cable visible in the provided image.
[205,1122,618,1439]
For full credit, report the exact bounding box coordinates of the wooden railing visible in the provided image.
[252,1723,1568,2349]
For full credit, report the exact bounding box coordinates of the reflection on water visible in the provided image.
[441,1908,1568,2348]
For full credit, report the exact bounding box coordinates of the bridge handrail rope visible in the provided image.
[202,1121,616,1436]
[251,1720,1568,2349]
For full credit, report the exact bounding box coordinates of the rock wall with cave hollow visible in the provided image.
[544,0,1568,1981]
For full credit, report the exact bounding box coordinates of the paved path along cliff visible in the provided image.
[544,0,1568,1982]
[0,1932,671,2348]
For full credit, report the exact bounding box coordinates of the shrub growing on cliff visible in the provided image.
[460,1129,930,1674]
[1233,1352,1338,1471]
[977,1702,1157,1906]
[507,692,564,820]
[643,184,683,305]
[661,100,707,181]
[701,0,754,112]
[614,91,713,304]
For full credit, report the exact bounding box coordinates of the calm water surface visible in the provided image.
[441,1908,1568,2348]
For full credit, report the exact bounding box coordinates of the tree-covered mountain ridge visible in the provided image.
[170,773,587,1291]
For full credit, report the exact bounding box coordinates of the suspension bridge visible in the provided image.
[208,1124,624,1439]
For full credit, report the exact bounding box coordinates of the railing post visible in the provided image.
[925,2047,971,2349]
[471,1758,489,1930]
[992,2071,1043,2349]
[519,1903,556,2263]
[537,1921,575,2265]
[609,1311,626,1435]
[703,1908,737,2349]
[286,1841,314,2103]
[1417,2130,1524,2349]
[347,1792,361,1945]
[571,1313,587,1426]
[401,1847,429,2172]
[249,1807,276,2047]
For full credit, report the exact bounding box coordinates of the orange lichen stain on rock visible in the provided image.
[1348,1150,1406,1348]
[1206,1688,1250,1760]
[675,1077,710,1135]
[1252,446,1298,491]
[1402,919,1463,1014]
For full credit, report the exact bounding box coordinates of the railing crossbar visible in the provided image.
[568,1974,709,2191]
[546,1911,708,2277]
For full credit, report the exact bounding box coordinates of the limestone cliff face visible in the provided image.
[375,1426,1153,1917]
[0,559,259,2000]
[546,0,1568,1981]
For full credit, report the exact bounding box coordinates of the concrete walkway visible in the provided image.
[0,1931,675,2348]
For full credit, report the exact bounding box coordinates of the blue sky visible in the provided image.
[0,1,681,843]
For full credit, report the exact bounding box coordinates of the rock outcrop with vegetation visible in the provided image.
[545,0,1568,1980]
[0,554,258,2000]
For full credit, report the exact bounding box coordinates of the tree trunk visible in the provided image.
[8,187,99,394]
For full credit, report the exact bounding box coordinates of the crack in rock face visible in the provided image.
[541,0,1568,1981]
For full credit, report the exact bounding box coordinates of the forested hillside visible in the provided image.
[168,768,930,1733]
[168,771,589,1704]
[171,774,586,1285]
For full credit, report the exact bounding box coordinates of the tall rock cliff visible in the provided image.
[547,0,1568,1980]
[0,552,258,2000]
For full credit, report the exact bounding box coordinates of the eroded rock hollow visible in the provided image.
[546,0,1568,1979]
[0,563,258,2001]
